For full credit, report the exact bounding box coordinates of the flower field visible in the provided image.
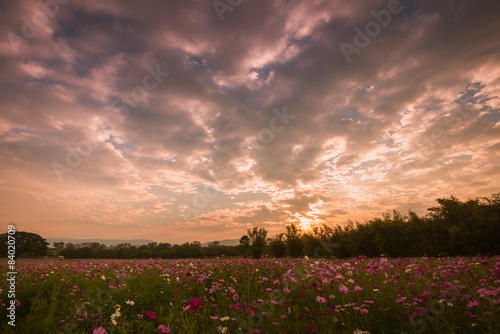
[1,256,499,334]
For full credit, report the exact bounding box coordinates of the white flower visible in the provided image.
[353,330,370,334]
[221,327,228,333]
[101,275,106,280]
[221,316,230,321]
[126,300,135,305]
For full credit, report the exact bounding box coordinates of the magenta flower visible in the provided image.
[306,323,316,332]
[157,324,171,333]
[188,297,202,311]
[145,310,157,319]
[232,293,239,301]
[396,297,407,303]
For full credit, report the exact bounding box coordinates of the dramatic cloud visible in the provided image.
[1,0,499,243]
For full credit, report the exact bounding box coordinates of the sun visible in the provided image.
[294,214,315,230]
[294,201,325,230]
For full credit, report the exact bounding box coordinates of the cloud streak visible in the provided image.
[0,0,499,243]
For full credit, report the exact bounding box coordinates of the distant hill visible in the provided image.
[45,238,155,247]
[201,239,240,247]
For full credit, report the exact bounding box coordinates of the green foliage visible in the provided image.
[0,231,49,258]
[247,227,268,259]
[285,223,304,258]
[268,234,287,258]
[313,193,500,258]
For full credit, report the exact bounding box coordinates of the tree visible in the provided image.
[239,235,250,257]
[204,241,223,257]
[268,234,287,258]
[247,227,268,259]
[0,231,49,258]
[285,223,303,258]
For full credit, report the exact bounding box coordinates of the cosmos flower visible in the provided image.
[145,310,157,319]
[316,296,326,303]
[157,324,170,333]
[188,297,202,311]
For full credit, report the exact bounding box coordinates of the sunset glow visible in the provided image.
[0,0,499,244]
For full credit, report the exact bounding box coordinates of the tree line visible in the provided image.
[2,193,499,259]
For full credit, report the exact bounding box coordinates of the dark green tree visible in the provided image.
[239,235,250,257]
[285,223,303,258]
[247,227,268,259]
[268,234,287,258]
[0,231,49,258]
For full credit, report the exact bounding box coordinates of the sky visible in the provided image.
[0,0,499,245]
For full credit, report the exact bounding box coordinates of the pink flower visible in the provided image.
[145,310,157,319]
[339,285,349,294]
[93,328,107,334]
[316,296,326,303]
[354,286,363,292]
[233,293,239,301]
[157,324,170,333]
[467,300,479,308]
[396,297,407,303]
